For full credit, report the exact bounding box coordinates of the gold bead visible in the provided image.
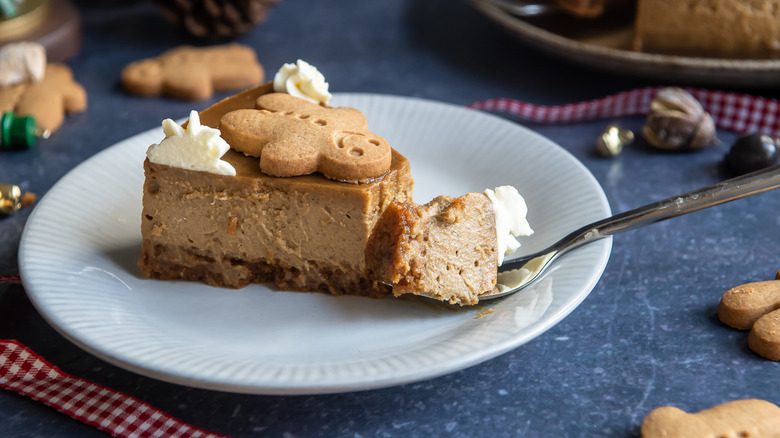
[597,124,634,157]
[0,183,22,216]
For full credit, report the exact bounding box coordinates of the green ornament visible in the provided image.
[0,112,47,149]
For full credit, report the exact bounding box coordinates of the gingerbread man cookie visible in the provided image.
[219,92,392,183]
[719,278,780,361]
[641,399,780,438]
[0,63,87,133]
[121,44,264,101]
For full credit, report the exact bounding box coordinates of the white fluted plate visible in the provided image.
[18,94,611,395]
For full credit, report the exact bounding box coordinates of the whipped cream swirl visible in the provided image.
[273,59,332,105]
[485,185,533,265]
[147,111,236,176]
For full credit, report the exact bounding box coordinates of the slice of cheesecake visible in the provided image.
[140,148,413,296]
[138,82,414,297]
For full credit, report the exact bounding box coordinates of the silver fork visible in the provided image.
[482,164,780,301]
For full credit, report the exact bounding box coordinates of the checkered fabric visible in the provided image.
[0,339,226,438]
[467,86,780,138]
[0,274,21,284]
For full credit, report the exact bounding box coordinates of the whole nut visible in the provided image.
[642,87,718,150]
[726,133,780,175]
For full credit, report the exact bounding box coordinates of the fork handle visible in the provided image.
[505,164,780,271]
[588,164,780,238]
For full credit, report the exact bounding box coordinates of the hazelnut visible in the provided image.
[642,87,718,150]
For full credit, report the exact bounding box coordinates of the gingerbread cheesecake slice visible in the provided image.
[140,146,412,296]
[139,61,414,297]
[366,186,532,306]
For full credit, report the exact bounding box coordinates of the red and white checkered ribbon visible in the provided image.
[468,86,780,138]
[0,274,21,284]
[0,339,226,438]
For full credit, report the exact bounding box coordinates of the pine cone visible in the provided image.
[153,0,279,39]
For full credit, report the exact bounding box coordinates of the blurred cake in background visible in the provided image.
[633,0,780,58]
[555,0,780,59]
[481,0,780,59]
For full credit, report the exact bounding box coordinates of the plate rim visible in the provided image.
[18,92,612,394]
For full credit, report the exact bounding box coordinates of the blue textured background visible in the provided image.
[1,1,778,436]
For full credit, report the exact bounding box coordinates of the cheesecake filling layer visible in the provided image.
[139,149,413,296]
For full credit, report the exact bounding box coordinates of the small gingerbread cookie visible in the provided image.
[0,63,87,133]
[719,279,780,361]
[219,92,392,183]
[749,310,780,361]
[641,399,780,438]
[15,64,87,133]
[121,44,264,101]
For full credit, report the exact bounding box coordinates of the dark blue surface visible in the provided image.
[1,1,779,436]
